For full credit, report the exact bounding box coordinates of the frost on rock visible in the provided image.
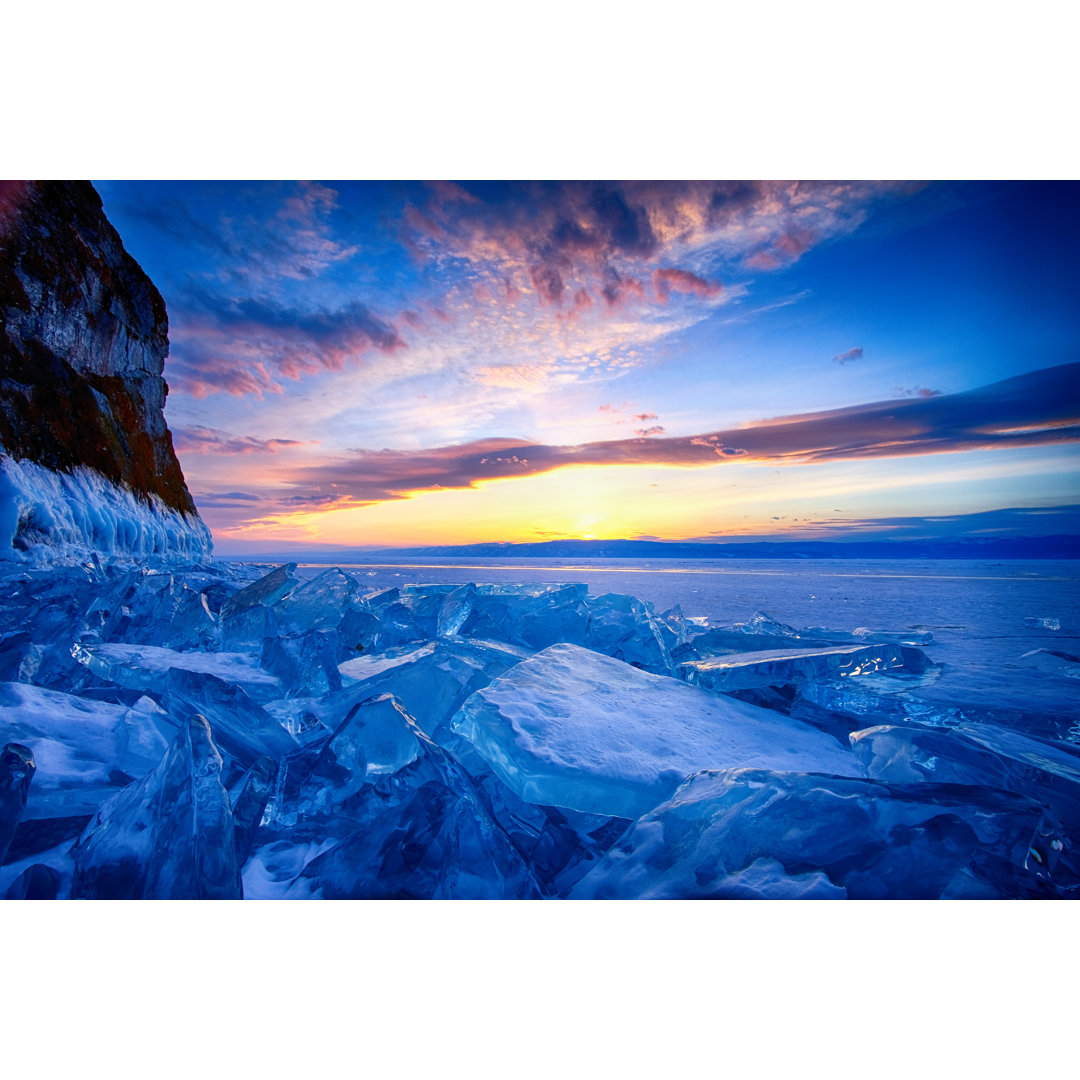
[0,458,213,566]
[452,642,859,820]
[71,715,242,900]
[571,768,1058,899]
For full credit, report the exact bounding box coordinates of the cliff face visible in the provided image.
[0,181,211,562]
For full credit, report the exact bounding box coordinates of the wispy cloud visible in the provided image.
[833,346,864,364]
[173,426,311,455]
[167,290,405,398]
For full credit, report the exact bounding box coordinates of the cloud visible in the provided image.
[833,346,864,364]
[167,290,406,398]
[634,426,666,437]
[237,363,1079,513]
[403,180,916,310]
[173,426,310,455]
[653,267,723,301]
[633,412,658,422]
[893,386,942,398]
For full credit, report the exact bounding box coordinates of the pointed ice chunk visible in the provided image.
[583,592,672,673]
[452,643,859,819]
[71,715,242,900]
[275,568,359,633]
[220,563,298,620]
[163,667,297,767]
[571,768,1056,899]
[260,629,343,697]
[229,755,276,863]
[680,643,910,693]
[437,583,476,637]
[1,743,35,864]
[333,638,527,749]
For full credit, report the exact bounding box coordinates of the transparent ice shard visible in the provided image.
[274,568,359,633]
[583,592,672,673]
[220,563,299,620]
[260,629,343,697]
[71,715,242,900]
[163,667,298,767]
[332,637,528,750]
[452,643,859,820]
[455,583,590,651]
[850,721,1080,890]
[571,768,1057,899]
[437,583,476,637]
[680,643,911,693]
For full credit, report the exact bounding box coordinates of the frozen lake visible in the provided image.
[287,556,1080,659]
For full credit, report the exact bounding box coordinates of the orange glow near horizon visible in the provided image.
[203,447,1080,551]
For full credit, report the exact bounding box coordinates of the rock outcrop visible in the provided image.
[0,181,211,562]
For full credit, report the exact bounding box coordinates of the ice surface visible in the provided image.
[0,457,212,565]
[71,715,242,899]
[5,862,61,899]
[571,768,1057,899]
[452,642,859,819]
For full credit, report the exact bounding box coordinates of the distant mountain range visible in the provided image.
[371,536,1080,560]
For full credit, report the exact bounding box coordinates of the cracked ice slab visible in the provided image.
[679,643,909,693]
[451,642,859,820]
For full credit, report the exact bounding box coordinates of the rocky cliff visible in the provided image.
[0,181,211,562]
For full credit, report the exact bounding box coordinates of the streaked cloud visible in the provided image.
[833,346,864,364]
[215,363,1079,517]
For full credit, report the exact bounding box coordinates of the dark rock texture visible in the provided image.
[0,180,196,517]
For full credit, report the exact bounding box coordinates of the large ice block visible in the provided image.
[571,768,1056,899]
[680,643,910,692]
[71,715,242,900]
[451,643,859,819]
[0,682,169,825]
[850,721,1080,887]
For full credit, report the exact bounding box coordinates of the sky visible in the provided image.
[93,180,1080,554]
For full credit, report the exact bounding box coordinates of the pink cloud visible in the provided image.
[653,267,723,301]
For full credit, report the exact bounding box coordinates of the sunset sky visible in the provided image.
[94,180,1080,554]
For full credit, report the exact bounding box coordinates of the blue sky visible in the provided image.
[94,180,1080,552]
